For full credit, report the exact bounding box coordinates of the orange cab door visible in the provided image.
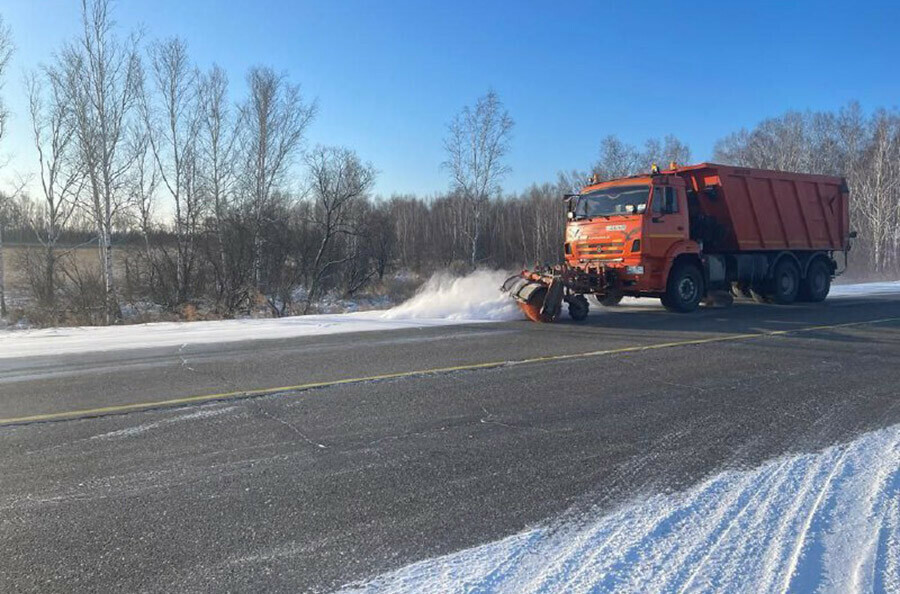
[645,184,688,285]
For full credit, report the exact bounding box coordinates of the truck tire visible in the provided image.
[799,259,831,302]
[771,259,800,304]
[567,295,589,321]
[595,293,623,307]
[662,262,704,313]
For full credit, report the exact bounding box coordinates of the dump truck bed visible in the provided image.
[676,164,850,253]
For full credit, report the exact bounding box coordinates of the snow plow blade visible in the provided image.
[501,274,563,323]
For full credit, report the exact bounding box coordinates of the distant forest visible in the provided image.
[0,2,898,326]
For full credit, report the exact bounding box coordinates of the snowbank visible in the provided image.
[341,423,900,593]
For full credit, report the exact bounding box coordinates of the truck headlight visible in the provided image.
[626,265,644,275]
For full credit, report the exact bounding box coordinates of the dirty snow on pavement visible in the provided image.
[0,276,898,360]
[342,423,900,594]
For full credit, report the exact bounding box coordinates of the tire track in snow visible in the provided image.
[686,456,808,591]
[879,496,900,593]
[769,446,852,593]
[823,435,900,592]
[670,460,793,594]
[340,423,900,594]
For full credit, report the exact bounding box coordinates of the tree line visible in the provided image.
[0,2,898,326]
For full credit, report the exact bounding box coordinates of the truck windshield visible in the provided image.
[573,185,650,219]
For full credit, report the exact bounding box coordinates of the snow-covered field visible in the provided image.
[342,423,900,593]
[0,276,897,360]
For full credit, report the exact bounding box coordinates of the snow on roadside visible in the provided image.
[0,310,485,360]
[830,280,900,298]
[1,277,898,360]
[0,269,518,359]
[340,423,900,594]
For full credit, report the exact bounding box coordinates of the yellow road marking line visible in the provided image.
[2,316,898,426]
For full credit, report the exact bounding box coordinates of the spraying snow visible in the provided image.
[381,269,521,321]
[341,423,900,593]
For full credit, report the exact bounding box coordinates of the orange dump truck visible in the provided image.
[503,163,852,322]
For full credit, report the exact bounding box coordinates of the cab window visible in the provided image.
[652,187,679,214]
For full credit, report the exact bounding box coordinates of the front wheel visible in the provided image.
[567,295,590,321]
[595,293,623,307]
[663,262,704,313]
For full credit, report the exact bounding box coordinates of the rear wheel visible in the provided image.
[595,293,623,307]
[662,262,704,312]
[567,295,589,321]
[771,259,800,304]
[799,259,831,302]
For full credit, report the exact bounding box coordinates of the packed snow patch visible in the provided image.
[381,269,520,321]
[830,280,900,298]
[342,423,900,593]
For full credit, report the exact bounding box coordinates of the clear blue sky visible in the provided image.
[2,0,899,198]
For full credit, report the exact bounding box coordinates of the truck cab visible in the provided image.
[565,174,698,297]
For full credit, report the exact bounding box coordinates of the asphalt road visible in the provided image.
[2,295,900,592]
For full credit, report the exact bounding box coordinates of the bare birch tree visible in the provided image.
[0,15,12,317]
[199,64,241,311]
[60,0,141,323]
[24,70,84,308]
[855,112,900,272]
[303,145,376,313]
[444,90,514,268]
[239,66,316,292]
[126,125,159,295]
[593,135,641,179]
[141,37,202,304]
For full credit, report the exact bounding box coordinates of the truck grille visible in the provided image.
[576,241,624,258]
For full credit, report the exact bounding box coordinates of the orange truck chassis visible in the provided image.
[503,163,852,322]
